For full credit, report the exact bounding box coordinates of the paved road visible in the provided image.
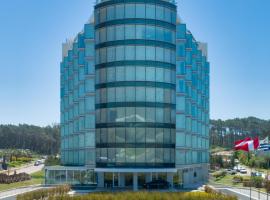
[15,164,44,175]
[213,185,270,200]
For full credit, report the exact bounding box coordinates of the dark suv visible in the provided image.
[143,179,171,189]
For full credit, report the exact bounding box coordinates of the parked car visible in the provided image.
[34,161,41,166]
[240,169,247,174]
[228,170,237,175]
[143,179,171,189]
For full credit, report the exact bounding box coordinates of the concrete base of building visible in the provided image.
[45,164,209,191]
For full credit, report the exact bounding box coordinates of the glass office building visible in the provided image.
[45,0,209,190]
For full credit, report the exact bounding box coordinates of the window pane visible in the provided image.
[164,129,171,144]
[126,87,135,102]
[115,25,124,40]
[136,25,145,39]
[156,148,163,163]
[125,66,135,81]
[126,107,136,122]
[146,148,155,163]
[126,148,135,162]
[146,107,155,122]
[100,7,107,23]
[136,87,145,101]
[136,66,145,81]
[108,128,116,143]
[116,67,125,81]
[146,128,155,143]
[146,46,155,60]
[116,128,125,143]
[116,87,125,102]
[126,128,136,143]
[156,27,164,41]
[125,4,135,18]
[146,4,155,19]
[115,5,124,19]
[125,25,135,39]
[107,47,115,62]
[107,67,115,82]
[156,88,164,102]
[146,26,155,40]
[125,46,135,60]
[107,6,115,21]
[136,107,145,122]
[107,107,116,122]
[136,4,145,18]
[136,148,145,163]
[156,108,164,123]
[136,128,145,143]
[156,6,164,21]
[116,148,125,162]
[156,47,164,62]
[145,87,155,102]
[116,46,125,61]
[156,68,164,82]
[145,67,155,81]
[136,46,145,60]
[100,128,107,143]
[107,87,115,102]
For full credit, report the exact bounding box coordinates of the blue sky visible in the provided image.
[0,0,269,126]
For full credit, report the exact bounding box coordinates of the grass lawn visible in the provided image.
[210,174,242,187]
[0,170,44,192]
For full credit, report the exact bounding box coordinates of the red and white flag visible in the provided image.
[234,137,259,152]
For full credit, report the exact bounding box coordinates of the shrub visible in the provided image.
[232,175,243,183]
[17,190,237,200]
[265,180,270,193]
[17,185,71,200]
[213,171,227,179]
[251,176,263,188]
[0,173,31,184]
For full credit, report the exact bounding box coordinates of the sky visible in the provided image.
[0,0,269,126]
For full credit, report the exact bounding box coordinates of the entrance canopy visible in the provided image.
[94,168,177,173]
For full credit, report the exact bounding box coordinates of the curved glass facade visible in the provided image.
[95,0,176,168]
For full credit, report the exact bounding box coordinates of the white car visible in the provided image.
[240,169,247,174]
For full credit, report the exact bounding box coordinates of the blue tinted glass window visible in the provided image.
[125,66,135,81]
[115,25,124,40]
[156,47,164,62]
[107,26,115,41]
[136,128,146,143]
[136,66,145,81]
[116,46,125,61]
[136,148,145,163]
[126,87,135,102]
[107,6,115,20]
[136,107,145,122]
[136,4,145,18]
[136,46,145,60]
[125,46,135,60]
[156,6,164,21]
[156,109,164,123]
[156,88,164,102]
[136,25,145,39]
[146,46,155,60]
[125,4,135,18]
[146,88,155,102]
[125,25,135,39]
[156,68,164,82]
[115,5,124,19]
[136,87,145,101]
[146,26,155,40]
[146,4,155,19]
[164,8,171,23]
[100,7,107,23]
[107,88,115,102]
[116,67,125,81]
[107,47,115,62]
[164,29,172,43]
[145,67,155,81]
[107,67,115,82]
[78,51,85,65]
[156,27,164,41]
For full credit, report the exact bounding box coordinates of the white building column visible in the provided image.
[97,172,104,188]
[145,172,152,183]
[133,172,138,191]
[166,172,174,188]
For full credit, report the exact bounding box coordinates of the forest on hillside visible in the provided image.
[0,124,60,155]
[210,117,270,148]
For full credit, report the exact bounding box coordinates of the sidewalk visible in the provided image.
[0,185,44,200]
